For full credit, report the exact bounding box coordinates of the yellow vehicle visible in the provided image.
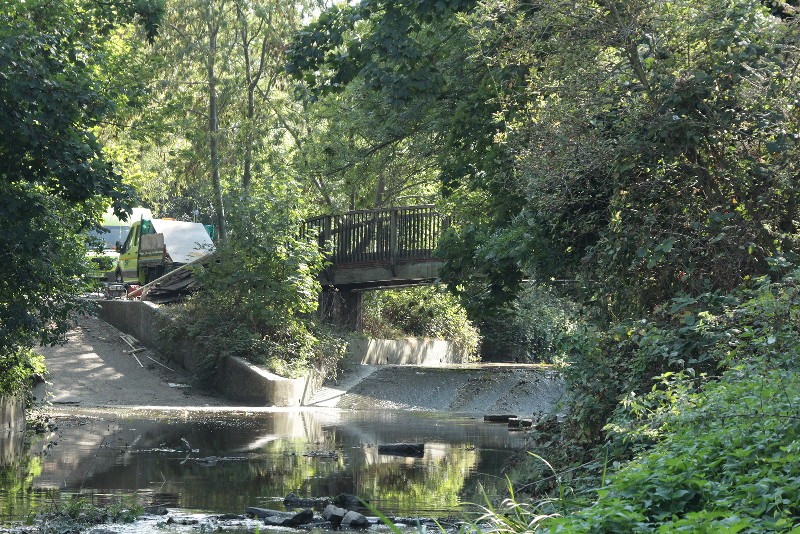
[87,207,153,281]
[114,218,215,285]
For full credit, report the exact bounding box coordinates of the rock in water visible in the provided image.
[341,510,370,528]
[291,508,315,525]
[264,508,314,527]
[246,507,288,519]
[377,443,425,457]
[332,492,361,510]
[322,504,347,524]
[483,414,518,423]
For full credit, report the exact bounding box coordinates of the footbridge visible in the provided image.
[301,205,450,330]
[302,205,449,289]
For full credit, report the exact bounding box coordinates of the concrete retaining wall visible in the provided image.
[347,338,471,366]
[221,357,309,405]
[0,395,24,433]
[98,300,311,406]
[98,300,164,352]
[97,300,472,406]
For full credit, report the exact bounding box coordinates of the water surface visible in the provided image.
[0,408,529,526]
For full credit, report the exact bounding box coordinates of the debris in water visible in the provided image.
[377,443,425,457]
[483,414,518,423]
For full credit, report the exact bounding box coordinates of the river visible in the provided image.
[0,407,530,531]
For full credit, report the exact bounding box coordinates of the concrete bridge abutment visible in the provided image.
[318,288,363,333]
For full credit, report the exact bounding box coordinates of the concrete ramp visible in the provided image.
[320,364,564,417]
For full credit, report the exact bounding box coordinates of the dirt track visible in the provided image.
[34,315,229,409]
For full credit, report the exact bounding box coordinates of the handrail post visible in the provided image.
[321,216,331,250]
[389,208,398,276]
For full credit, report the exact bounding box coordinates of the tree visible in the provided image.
[289,0,800,321]
[285,0,529,312]
[119,0,317,232]
[469,0,800,317]
[284,80,445,212]
[0,0,162,384]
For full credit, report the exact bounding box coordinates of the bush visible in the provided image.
[363,285,479,359]
[546,361,800,532]
[0,349,45,399]
[478,268,800,533]
[560,287,745,444]
[162,193,347,384]
[479,285,588,363]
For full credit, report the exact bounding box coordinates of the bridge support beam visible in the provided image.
[319,288,363,333]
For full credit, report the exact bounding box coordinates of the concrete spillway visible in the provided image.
[309,363,564,417]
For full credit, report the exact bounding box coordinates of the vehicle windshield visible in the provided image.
[88,225,130,250]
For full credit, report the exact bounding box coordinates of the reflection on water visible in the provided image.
[0,409,528,526]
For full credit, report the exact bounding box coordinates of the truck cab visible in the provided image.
[87,207,152,282]
[115,218,214,285]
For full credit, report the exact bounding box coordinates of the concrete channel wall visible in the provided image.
[97,300,468,406]
[346,338,471,366]
[0,395,24,433]
[0,394,25,465]
[98,300,311,406]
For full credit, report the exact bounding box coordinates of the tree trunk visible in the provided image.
[375,172,386,207]
[207,15,227,241]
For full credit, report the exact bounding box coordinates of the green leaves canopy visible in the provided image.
[0,0,161,364]
[489,0,800,316]
[288,0,800,321]
[287,0,527,311]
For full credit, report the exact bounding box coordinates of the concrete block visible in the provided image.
[0,394,25,466]
[347,338,469,366]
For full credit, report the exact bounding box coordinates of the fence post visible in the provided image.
[321,216,331,252]
[389,208,398,276]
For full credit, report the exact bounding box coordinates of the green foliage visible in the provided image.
[561,287,745,443]
[0,349,45,398]
[286,0,479,103]
[473,269,800,533]
[288,0,800,327]
[549,365,800,532]
[561,266,800,444]
[288,79,443,211]
[468,0,800,318]
[34,495,144,532]
[479,285,587,363]
[114,0,316,229]
[0,0,161,392]
[363,286,479,359]
[288,0,525,297]
[162,190,346,382]
[0,184,100,357]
